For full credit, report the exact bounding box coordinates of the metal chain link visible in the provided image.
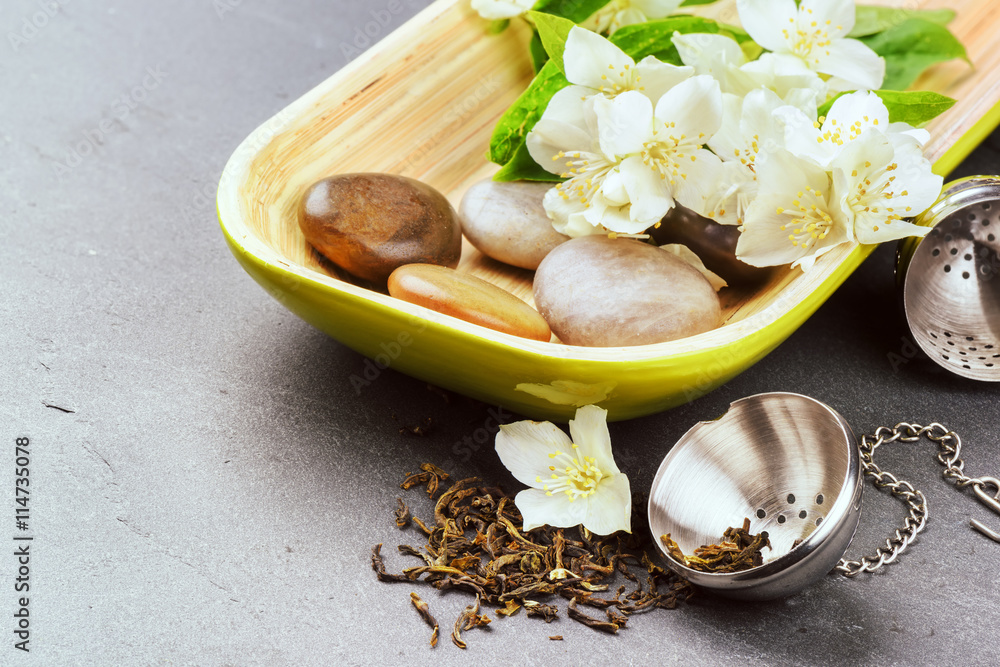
[835,422,1000,577]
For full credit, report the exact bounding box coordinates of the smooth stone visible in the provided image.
[533,236,722,347]
[650,205,775,286]
[459,179,569,270]
[388,264,552,342]
[299,173,462,284]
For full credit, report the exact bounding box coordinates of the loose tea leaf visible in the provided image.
[661,518,772,574]
[395,498,411,528]
[524,600,559,623]
[409,592,439,648]
[373,465,695,647]
[568,599,620,634]
[452,595,491,649]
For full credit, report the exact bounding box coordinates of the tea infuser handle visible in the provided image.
[970,478,1000,542]
[835,423,999,578]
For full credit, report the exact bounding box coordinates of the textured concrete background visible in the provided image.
[3,0,999,664]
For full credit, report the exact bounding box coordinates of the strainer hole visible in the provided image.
[994,354,1000,358]
[965,253,973,261]
[959,351,967,356]
[946,234,954,242]
[942,354,950,360]
[931,248,941,257]
[798,510,807,519]
[816,494,824,505]
[963,271,971,279]
[970,347,978,351]
[984,219,992,226]
[969,213,977,221]
[756,508,766,519]
[777,515,786,524]
[963,364,971,370]
[815,517,823,526]
[990,234,997,242]
[984,203,992,210]
[947,341,955,346]
[930,333,938,339]
[988,364,995,368]
[986,345,994,349]
[967,336,974,341]
[944,265,952,273]
[944,332,952,337]
[950,248,958,256]
[787,494,796,504]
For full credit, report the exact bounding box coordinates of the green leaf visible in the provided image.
[530,0,608,24]
[529,31,548,73]
[528,11,576,73]
[487,19,510,35]
[817,90,956,126]
[493,141,564,182]
[488,60,569,166]
[680,0,719,5]
[850,5,955,38]
[610,16,723,63]
[861,18,968,91]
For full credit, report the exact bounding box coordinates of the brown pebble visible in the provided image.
[388,264,551,341]
[299,173,462,284]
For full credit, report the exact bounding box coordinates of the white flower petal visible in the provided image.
[618,155,674,226]
[471,0,533,20]
[673,32,746,74]
[815,39,885,92]
[755,148,829,202]
[800,0,855,38]
[495,420,574,489]
[543,185,589,236]
[702,160,756,226]
[653,75,723,139]
[515,488,588,532]
[854,216,932,245]
[737,0,797,53]
[633,57,693,104]
[568,405,618,474]
[600,168,630,207]
[594,91,652,157]
[582,473,632,535]
[673,149,726,218]
[564,26,634,90]
[706,93,746,160]
[776,105,830,165]
[738,149,851,269]
[526,89,599,176]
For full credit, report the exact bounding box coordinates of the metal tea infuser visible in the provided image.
[898,175,1000,380]
[647,177,1000,600]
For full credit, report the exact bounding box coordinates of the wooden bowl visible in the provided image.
[216,0,998,421]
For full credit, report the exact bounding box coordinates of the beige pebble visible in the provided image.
[388,264,551,342]
[533,236,722,347]
[459,179,569,270]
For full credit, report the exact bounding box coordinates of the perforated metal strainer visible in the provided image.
[648,393,862,600]
[897,176,1000,381]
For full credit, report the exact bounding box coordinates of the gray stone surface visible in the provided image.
[2,0,998,664]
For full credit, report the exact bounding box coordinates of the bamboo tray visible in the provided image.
[217,0,1000,421]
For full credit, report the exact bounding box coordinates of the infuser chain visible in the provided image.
[836,422,999,578]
